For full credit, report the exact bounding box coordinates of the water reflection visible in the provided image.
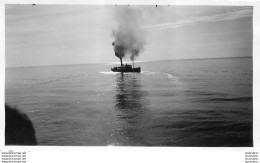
[113,73,150,146]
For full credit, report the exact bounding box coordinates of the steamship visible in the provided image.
[111,63,141,73]
[111,52,141,73]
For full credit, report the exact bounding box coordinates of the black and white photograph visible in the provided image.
[4,3,254,148]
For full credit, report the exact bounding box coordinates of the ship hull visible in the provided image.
[111,66,141,73]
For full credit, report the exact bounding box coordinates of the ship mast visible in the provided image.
[120,57,123,68]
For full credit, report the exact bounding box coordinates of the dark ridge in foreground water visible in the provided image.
[196,96,252,103]
[5,104,37,145]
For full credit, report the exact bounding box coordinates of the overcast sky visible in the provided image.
[6,5,253,67]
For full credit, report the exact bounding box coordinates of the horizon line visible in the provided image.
[6,56,252,69]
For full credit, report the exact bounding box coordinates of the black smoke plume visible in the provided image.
[112,6,146,62]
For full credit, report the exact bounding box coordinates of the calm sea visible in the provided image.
[5,57,253,146]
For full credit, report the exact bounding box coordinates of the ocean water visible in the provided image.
[5,57,253,146]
